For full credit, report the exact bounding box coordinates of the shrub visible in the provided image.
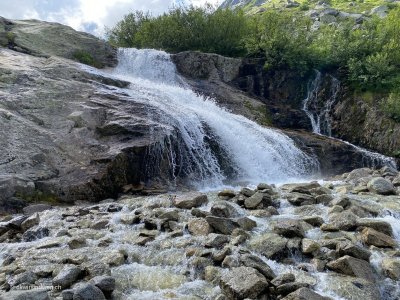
[382,91,400,122]
[72,50,100,68]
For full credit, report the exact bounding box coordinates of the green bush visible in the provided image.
[382,91,400,122]
[72,50,100,68]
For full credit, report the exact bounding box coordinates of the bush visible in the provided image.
[72,50,100,68]
[382,91,400,122]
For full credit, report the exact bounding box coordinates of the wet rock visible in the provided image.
[329,211,358,231]
[205,216,239,235]
[315,194,333,205]
[240,187,255,197]
[205,233,230,248]
[188,218,212,236]
[277,282,310,296]
[212,246,231,263]
[273,220,305,238]
[90,219,109,230]
[119,214,140,225]
[329,196,350,208]
[235,217,256,231]
[271,273,295,287]
[90,275,115,294]
[361,227,396,248]
[134,236,154,246]
[325,274,381,300]
[326,255,375,281]
[381,257,400,280]
[8,270,38,288]
[219,266,268,300]
[22,226,49,242]
[367,177,395,195]
[282,287,332,300]
[239,254,276,280]
[356,219,393,236]
[53,265,82,289]
[249,232,288,259]
[191,208,210,218]
[257,183,274,191]
[7,215,28,230]
[301,238,320,254]
[218,189,236,199]
[211,201,239,218]
[205,266,223,284]
[174,193,208,209]
[287,193,315,206]
[336,241,371,261]
[62,289,74,300]
[301,216,324,227]
[68,237,87,249]
[157,209,179,221]
[282,182,321,194]
[22,204,52,215]
[20,213,39,232]
[1,290,50,300]
[346,168,373,183]
[244,192,272,209]
[73,283,106,300]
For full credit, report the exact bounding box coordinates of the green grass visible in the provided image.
[72,50,101,68]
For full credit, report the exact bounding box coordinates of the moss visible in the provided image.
[15,190,60,204]
[392,150,400,158]
[244,100,273,126]
[6,31,15,46]
[72,50,102,68]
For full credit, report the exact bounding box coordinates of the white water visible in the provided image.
[112,48,318,188]
[303,70,396,169]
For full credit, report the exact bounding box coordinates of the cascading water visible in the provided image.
[112,48,318,188]
[303,70,396,169]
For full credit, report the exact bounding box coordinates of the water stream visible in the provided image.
[303,70,396,169]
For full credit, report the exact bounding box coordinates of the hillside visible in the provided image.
[220,0,397,16]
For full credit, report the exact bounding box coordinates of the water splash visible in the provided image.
[112,48,318,188]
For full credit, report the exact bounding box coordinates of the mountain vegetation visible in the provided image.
[106,2,400,119]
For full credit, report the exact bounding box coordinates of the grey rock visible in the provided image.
[287,193,315,206]
[206,216,239,235]
[382,257,400,280]
[361,227,396,248]
[205,233,230,248]
[336,241,371,261]
[21,213,39,231]
[219,267,268,299]
[282,287,332,300]
[211,201,239,218]
[174,193,208,209]
[356,218,393,236]
[52,265,81,289]
[22,204,52,215]
[249,232,288,259]
[367,177,395,195]
[0,290,50,300]
[239,254,276,280]
[273,220,305,238]
[90,276,115,292]
[271,273,295,287]
[327,255,375,281]
[73,283,106,300]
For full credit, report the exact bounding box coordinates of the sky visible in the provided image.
[0,0,222,36]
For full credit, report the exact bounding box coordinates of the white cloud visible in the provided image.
[0,0,223,36]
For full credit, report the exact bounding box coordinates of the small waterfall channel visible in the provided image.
[303,70,396,169]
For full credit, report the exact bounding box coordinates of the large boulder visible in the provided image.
[2,18,116,67]
[219,267,268,299]
[381,258,400,280]
[361,227,396,248]
[367,177,395,195]
[326,255,375,281]
[249,232,288,259]
[282,287,332,300]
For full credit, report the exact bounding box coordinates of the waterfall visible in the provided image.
[303,70,396,169]
[112,48,318,188]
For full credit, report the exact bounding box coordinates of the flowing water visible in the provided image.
[303,70,396,169]
[112,48,318,188]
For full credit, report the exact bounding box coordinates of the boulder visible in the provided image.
[301,238,320,254]
[287,193,315,206]
[381,257,400,280]
[90,275,116,293]
[239,254,276,280]
[326,255,375,281]
[188,218,212,236]
[328,211,358,231]
[0,290,50,300]
[277,282,310,296]
[271,273,295,287]
[219,267,268,299]
[205,233,230,248]
[22,204,52,215]
[273,220,305,238]
[52,265,81,289]
[244,192,272,209]
[249,232,288,259]
[218,189,236,199]
[361,227,396,248]
[73,283,106,300]
[282,287,332,300]
[206,216,239,235]
[20,213,39,231]
[367,177,395,195]
[336,241,371,261]
[356,219,393,236]
[211,201,239,218]
[174,193,208,209]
